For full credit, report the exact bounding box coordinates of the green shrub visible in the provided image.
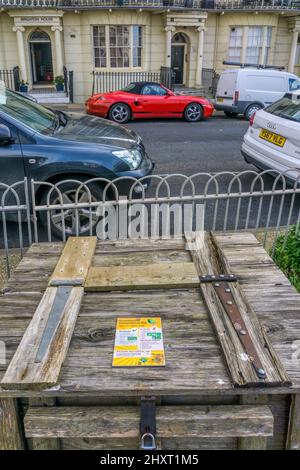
[272,225,300,292]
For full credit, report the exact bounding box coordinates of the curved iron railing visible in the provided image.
[1,169,300,279]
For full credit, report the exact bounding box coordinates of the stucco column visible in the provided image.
[165,26,175,68]
[12,26,27,83]
[195,26,205,87]
[288,29,299,73]
[51,25,64,77]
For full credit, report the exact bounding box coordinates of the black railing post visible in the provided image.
[63,65,68,94]
[13,66,20,91]
[69,71,74,103]
[92,71,95,95]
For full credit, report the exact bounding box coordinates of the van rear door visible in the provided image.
[216,71,237,107]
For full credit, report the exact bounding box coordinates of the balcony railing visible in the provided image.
[59,0,300,8]
[0,0,299,9]
[0,0,57,6]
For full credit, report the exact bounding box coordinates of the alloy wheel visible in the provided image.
[186,104,202,121]
[50,188,99,235]
[111,104,129,123]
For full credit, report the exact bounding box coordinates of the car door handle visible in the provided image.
[29,159,36,164]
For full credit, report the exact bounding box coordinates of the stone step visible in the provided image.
[28,92,70,105]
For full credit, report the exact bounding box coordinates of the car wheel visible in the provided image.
[39,179,104,238]
[224,111,239,118]
[184,103,203,122]
[244,104,263,121]
[109,103,131,124]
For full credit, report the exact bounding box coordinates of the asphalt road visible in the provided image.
[126,114,250,175]
[1,115,299,249]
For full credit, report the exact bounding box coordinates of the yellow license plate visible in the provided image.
[259,129,286,147]
[217,97,224,103]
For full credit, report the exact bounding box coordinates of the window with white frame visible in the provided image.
[246,27,262,64]
[93,25,143,68]
[264,26,272,65]
[246,26,272,64]
[228,27,243,62]
[228,26,272,65]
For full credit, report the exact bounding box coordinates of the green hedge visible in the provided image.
[272,225,300,292]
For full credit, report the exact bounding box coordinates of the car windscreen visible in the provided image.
[265,96,300,123]
[121,83,139,94]
[0,85,56,133]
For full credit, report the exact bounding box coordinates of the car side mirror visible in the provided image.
[0,124,13,146]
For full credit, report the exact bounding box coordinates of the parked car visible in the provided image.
[241,92,300,181]
[86,81,214,123]
[215,67,300,120]
[0,85,154,236]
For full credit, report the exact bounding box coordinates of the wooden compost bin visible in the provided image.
[0,232,299,450]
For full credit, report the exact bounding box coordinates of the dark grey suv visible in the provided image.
[0,86,153,235]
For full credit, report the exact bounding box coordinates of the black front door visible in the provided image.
[171,45,184,85]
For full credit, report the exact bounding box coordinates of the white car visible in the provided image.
[242,92,300,180]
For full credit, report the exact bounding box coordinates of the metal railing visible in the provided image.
[0,0,57,6]
[202,68,220,96]
[0,0,299,8]
[58,0,300,8]
[92,70,160,94]
[63,66,74,103]
[0,67,20,92]
[92,68,175,94]
[1,170,300,279]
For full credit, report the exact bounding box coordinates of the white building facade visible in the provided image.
[0,1,299,103]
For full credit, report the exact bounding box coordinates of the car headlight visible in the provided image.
[97,96,106,101]
[112,149,142,170]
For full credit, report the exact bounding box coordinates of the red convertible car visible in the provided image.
[86,82,214,124]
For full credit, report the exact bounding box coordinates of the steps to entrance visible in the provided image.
[27,86,70,105]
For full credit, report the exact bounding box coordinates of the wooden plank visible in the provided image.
[85,262,199,291]
[28,398,60,450]
[0,398,24,449]
[238,395,269,449]
[286,395,300,450]
[1,286,84,390]
[185,231,290,388]
[24,405,273,439]
[49,237,97,286]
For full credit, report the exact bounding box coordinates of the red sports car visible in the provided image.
[86,81,214,124]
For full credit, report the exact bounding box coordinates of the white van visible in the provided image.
[215,68,300,120]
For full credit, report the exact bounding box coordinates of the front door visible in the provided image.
[30,42,53,83]
[171,45,185,85]
[29,30,53,84]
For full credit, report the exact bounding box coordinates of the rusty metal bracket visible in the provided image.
[201,275,266,381]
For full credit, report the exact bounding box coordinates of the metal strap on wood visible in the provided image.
[140,397,157,450]
[1,237,97,391]
[185,231,291,388]
[202,278,266,380]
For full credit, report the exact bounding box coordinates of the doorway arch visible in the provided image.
[171,32,189,85]
[29,29,54,84]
